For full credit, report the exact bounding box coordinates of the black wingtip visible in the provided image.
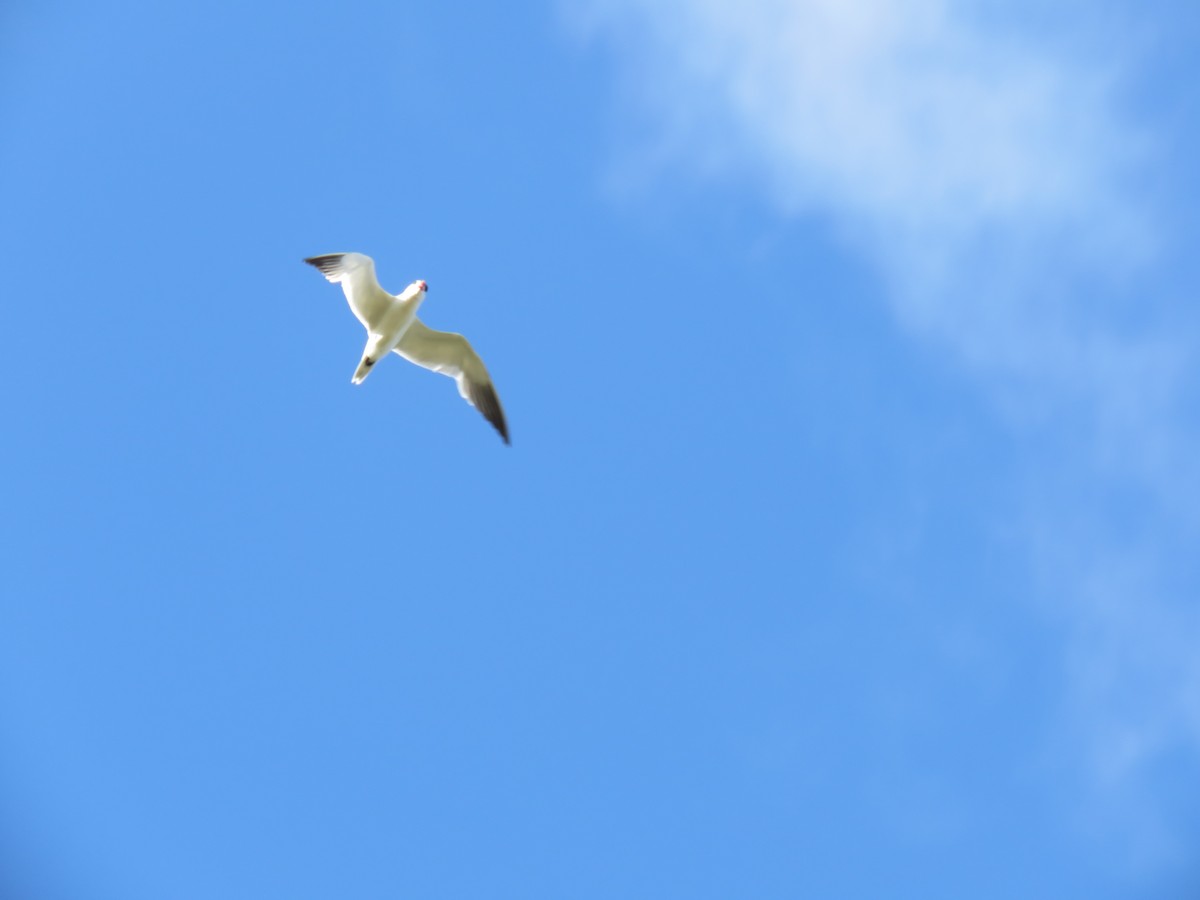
[490,411,511,446]
[470,381,509,445]
[303,254,345,273]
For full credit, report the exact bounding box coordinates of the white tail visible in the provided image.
[351,333,388,385]
[352,354,377,384]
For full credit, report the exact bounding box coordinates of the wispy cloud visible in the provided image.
[579,0,1138,235]
[569,0,1192,479]
[572,0,1156,360]
[572,0,1200,874]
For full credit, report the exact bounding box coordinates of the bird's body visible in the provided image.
[304,252,509,444]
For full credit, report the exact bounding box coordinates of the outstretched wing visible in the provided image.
[394,320,509,444]
[303,252,394,330]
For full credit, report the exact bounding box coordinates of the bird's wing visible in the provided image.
[303,252,394,330]
[394,320,509,444]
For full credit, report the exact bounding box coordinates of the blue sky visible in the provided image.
[2,1,1199,897]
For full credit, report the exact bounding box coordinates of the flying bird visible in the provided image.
[304,252,509,444]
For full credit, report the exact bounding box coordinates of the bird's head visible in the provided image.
[403,279,428,302]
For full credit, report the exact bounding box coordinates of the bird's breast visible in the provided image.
[374,299,422,353]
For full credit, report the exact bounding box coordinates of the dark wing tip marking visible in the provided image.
[469,381,510,445]
[303,254,345,275]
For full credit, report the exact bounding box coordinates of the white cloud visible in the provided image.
[581,5,1141,227]
[572,0,1200,876]
[571,0,1157,373]
[569,0,1194,495]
